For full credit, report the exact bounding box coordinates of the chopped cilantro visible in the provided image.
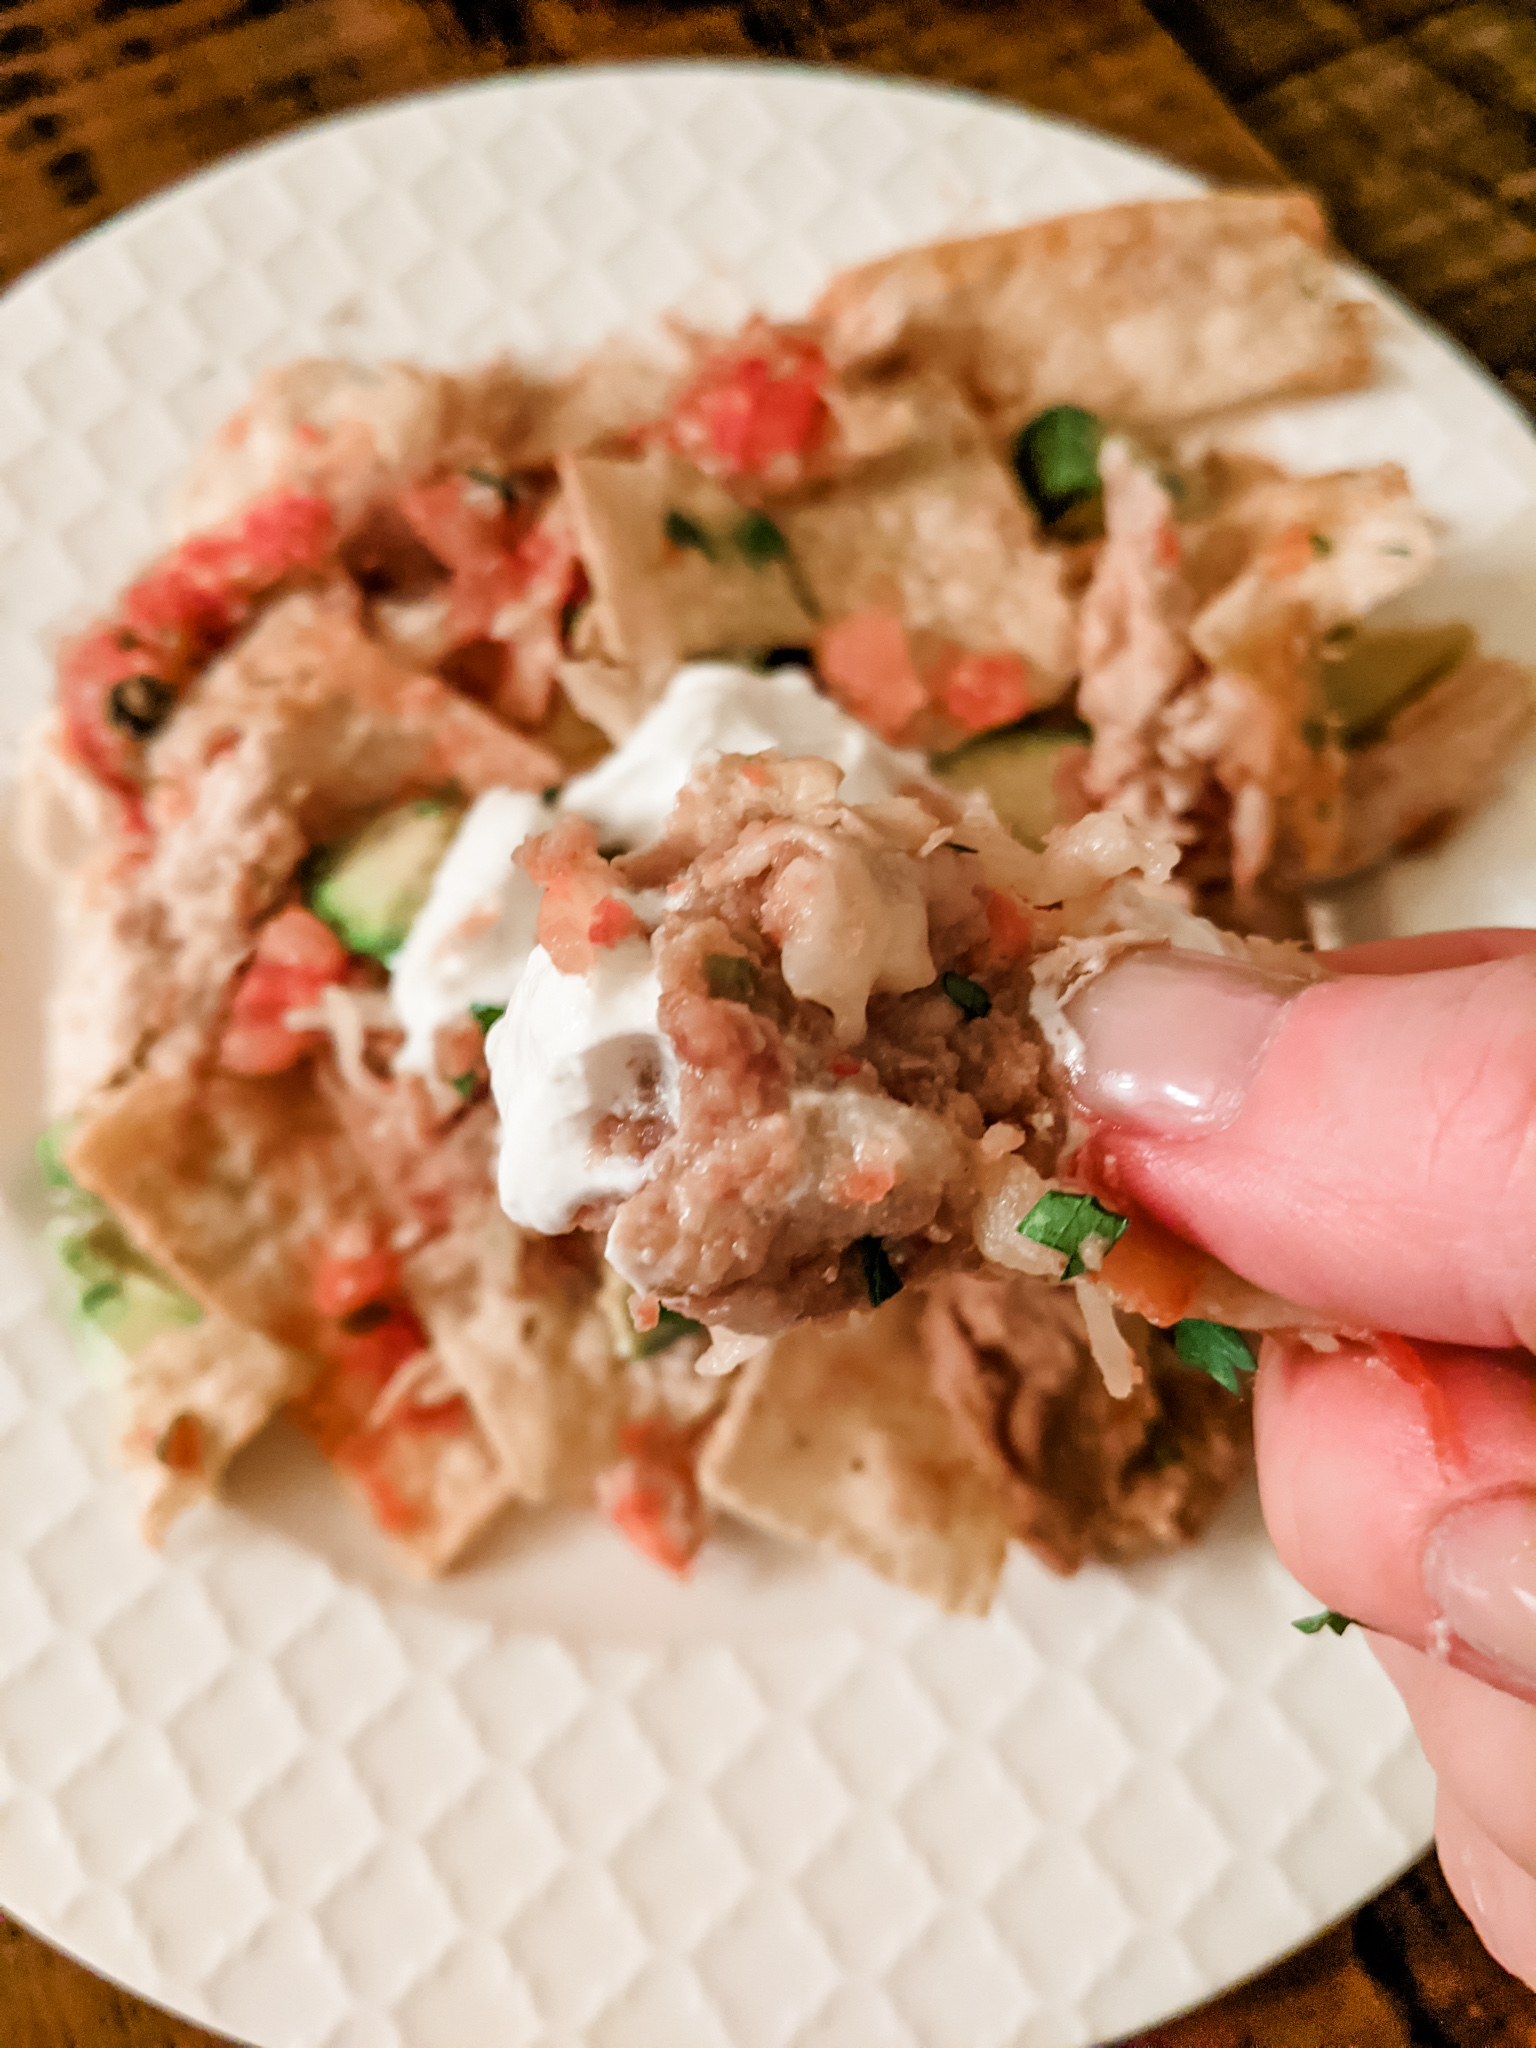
[942,970,991,1020]
[1308,531,1334,557]
[1172,1318,1256,1394]
[631,1303,707,1358]
[80,1280,119,1316]
[1292,1610,1356,1636]
[734,510,789,566]
[665,509,718,560]
[705,953,757,1001]
[450,1072,479,1101]
[465,466,521,505]
[35,1120,78,1194]
[733,510,821,618]
[1018,1190,1127,1278]
[541,785,561,804]
[107,674,177,739]
[1012,406,1105,527]
[858,1236,904,1307]
[470,1004,505,1035]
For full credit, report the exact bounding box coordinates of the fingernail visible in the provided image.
[1064,948,1309,1138]
[1423,1493,1536,1685]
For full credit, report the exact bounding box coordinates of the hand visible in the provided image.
[1067,929,1536,1986]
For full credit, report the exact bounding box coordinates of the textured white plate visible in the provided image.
[14,59,1536,2048]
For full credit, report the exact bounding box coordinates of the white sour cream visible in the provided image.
[388,787,549,1074]
[491,941,680,1236]
[560,659,927,849]
[394,658,931,1232]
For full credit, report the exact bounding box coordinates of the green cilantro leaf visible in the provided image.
[1292,1610,1356,1637]
[1309,531,1334,557]
[733,510,788,565]
[858,1237,904,1307]
[470,1004,506,1035]
[1012,406,1105,527]
[705,953,757,1001]
[1172,1318,1257,1394]
[665,509,718,560]
[450,1073,479,1101]
[1018,1190,1128,1279]
[942,970,991,1020]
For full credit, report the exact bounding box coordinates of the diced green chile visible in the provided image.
[631,1304,707,1358]
[1172,1318,1256,1395]
[665,509,718,559]
[1012,406,1105,525]
[470,1003,506,1034]
[1018,1190,1127,1279]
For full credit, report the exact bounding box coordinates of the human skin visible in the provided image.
[1065,928,1536,1984]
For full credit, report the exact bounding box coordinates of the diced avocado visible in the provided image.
[934,726,1090,849]
[58,1217,201,1357]
[308,797,464,961]
[1321,622,1476,746]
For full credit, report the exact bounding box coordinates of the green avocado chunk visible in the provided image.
[308,797,464,961]
[59,1217,202,1356]
[934,726,1090,849]
[1321,622,1476,746]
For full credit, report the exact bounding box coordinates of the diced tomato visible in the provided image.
[668,325,830,481]
[816,610,928,743]
[588,896,641,947]
[827,1054,863,1079]
[596,1421,710,1577]
[836,1164,898,1206]
[333,1306,429,1390]
[313,1246,402,1321]
[1261,523,1312,580]
[217,906,350,1075]
[154,1412,206,1477]
[1097,1212,1211,1328]
[56,489,335,810]
[255,905,348,978]
[984,890,1034,965]
[399,1392,473,1435]
[936,650,1033,735]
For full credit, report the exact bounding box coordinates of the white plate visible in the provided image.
[13,59,1536,2048]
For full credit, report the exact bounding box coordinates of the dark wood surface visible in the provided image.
[4,0,1536,2041]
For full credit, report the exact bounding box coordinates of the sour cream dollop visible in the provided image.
[390,658,932,1231]
[491,941,680,1235]
[388,787,549,1074]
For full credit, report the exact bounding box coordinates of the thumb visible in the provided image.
[1066,935,1536,1350]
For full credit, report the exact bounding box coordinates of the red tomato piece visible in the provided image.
[984,890,1034,965]
[587,896,641,948]
[217,907,350,1074]
[597,1427,710,1578]
[313,1247,402,1321]
[669,326,830,480]
[816,610,928,743]
[938,650,1033,735]
[333,1305,429,1390]
[255,905,348,977]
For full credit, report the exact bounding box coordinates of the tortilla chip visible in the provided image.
[1330,653,1536,879]
[511,341,682,466]
[122,1313,315,1544]
[698,1291,1010,1614]
[560,446,816,693]
[782,436,1079,694]
[814,193,1375,432]
[65,1067,381,1354]
[290,1346,518,1575]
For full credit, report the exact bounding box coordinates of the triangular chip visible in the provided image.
[814,193,1374,431]
[698,1291,1011,1614]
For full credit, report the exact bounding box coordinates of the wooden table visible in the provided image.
[4,0,1536,2040]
